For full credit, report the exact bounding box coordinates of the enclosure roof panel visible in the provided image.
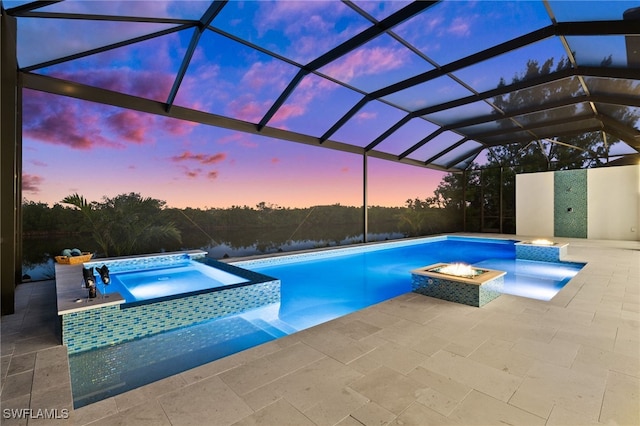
[4,0,639,171]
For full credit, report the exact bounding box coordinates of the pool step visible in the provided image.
[249,318,297,338]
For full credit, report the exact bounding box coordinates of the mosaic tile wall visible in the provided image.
[62,279,280,354]
[411,274,503,307]
[70,315,275,407]
[554,169,588,238]
[515,244,567,262]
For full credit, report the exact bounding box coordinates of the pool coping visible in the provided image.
[230,234,517,268]
[55,263,126,315]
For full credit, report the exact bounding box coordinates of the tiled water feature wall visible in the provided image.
[58,252,280,354]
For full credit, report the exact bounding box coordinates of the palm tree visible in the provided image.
[62,193,182,257]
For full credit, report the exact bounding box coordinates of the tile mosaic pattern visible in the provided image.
[554,170,587,238]
[84,251,206,274]
[62,279,280,354]
[69,315,276,408]
[411,274,503,307]
[514,243,567,263]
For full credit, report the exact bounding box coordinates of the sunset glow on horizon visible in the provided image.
[21,90,445,209]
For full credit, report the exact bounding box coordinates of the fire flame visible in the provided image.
[531,239,554,246]
[438,263,477,277]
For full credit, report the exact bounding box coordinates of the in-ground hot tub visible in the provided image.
[91,253,251,304]
[56,250,279,354]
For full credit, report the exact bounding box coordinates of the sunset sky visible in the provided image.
[17,0,636,209]
[21,92,446,209]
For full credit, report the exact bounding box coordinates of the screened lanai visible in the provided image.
[1,0,639,314]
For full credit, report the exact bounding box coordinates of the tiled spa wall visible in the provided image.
[62,278,281,354]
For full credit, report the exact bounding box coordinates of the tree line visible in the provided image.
[22,193,463,260]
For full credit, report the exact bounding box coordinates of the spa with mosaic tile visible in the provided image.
[56,251,279,354]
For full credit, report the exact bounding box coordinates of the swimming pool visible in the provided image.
[68,236,584,407]
[237,236,582,328]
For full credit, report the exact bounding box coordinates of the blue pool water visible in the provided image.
[104,260,250,303]
[69,236,583,407]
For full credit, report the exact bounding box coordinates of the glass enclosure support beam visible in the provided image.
[625,7,640,66]
[363,153,368,243]
[462,170,467,232]
[480,169,485,231]
[499,166,504,234]
[1,13,19,315]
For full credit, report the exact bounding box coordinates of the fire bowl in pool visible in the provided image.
[410,262,506,307]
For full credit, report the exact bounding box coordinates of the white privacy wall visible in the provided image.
[516,165,640,241]
[515,171,554,238]
[587,165,640,240]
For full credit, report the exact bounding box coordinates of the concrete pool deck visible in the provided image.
[1,234,639,425]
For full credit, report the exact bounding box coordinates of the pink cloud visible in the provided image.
[271,157,280,164]
[23,91,116,149]
[207,171,219,180]
[201,153,226,164]
[171,151,227,165]
[239,139,259,149]
[159,115,198,137]
[184,168,201,179]
[323,47,408,84]
[227,98,268,123]
[355,111,377,122]
[105,110,153,143]
[258,1,332,37]
[218,132,259,148]
[23,88,198,150]
[269,73,340,128]
[22,173,44,193]
[256,1,366,62]
[341,167,349,173]
[447,17,471,37]
[270,103,305,127]
[174,63,222,110]
[241,61,291,92]
[427,16,444,32]
[29,159,48,167]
